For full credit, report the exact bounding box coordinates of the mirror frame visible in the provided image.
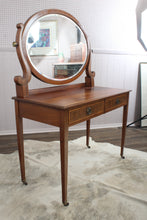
[21,9,90,85]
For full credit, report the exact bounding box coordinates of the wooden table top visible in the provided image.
[13,83,130,110]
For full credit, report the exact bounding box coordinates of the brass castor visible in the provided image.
[64,202,69,206]
[22,180,28,185]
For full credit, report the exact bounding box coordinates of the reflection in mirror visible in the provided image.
[26,14,87,80]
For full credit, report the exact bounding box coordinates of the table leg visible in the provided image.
[121,104,128,159]
[86,120,91,148]
[15,100,27,185]
[60,122,69,206]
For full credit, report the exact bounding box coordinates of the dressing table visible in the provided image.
[12,9,130,206]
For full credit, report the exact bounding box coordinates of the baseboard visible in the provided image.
[0,122,133,136]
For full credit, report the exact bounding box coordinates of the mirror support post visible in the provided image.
[15,84,29,98]
[13,23,31,98]
[85,52,95,87]
[85,76,94,87]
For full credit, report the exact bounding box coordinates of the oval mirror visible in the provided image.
[23,10,89,84]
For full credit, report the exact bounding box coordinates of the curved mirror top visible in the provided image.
[26,13,88,83]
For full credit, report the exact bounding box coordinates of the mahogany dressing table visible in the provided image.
[12,9,130,206]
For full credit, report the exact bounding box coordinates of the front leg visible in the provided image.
[15,100,27,185]
[86,120,91,148]
[121,103,129,159]
[60,112,69,206]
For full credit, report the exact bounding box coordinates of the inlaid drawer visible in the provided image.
[105,93,128,112]
[69,101,104,124]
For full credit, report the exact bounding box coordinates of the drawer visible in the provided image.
[69,101,104,124]
[105,93,128,112]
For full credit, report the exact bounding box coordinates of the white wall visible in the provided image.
[0,0,147,135]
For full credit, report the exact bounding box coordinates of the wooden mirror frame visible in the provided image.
[13,9,95,98]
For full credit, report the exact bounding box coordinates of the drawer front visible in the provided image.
[105,93,128,112]
[69,101,104,124]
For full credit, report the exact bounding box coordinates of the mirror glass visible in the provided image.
[26,14,87,81]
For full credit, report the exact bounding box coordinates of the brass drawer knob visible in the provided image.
[86,107,92,115]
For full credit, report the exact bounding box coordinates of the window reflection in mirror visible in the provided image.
[26,14,87,80]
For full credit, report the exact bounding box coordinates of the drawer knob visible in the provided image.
[116,99,120,104]
[86,107,92,115]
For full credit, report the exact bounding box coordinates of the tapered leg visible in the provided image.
[60,121,69,206]
[86,120,91,148]
[121,104,128,159]
[15,100,27,185]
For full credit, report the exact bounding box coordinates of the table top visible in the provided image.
[13,83,130,110]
